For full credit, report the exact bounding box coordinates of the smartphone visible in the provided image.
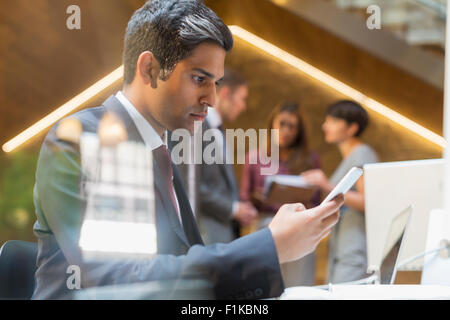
[321,167,363,204]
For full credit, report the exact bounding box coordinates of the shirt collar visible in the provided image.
[206,106,222,129]
[116,91,167,150]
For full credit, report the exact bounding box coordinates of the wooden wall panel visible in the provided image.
[0,0,145,144]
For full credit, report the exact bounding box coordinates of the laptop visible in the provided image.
[377,205,412,284]
[316,205,412,289]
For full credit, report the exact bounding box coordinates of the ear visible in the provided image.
[136,51,161,89]
[348,122,359,137]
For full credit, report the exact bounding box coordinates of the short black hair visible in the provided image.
[123,0,234,84]
[326,100,369,137]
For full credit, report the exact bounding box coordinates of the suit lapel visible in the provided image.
[102,95,190,247]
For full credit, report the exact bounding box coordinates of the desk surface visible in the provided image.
[281,285,450,300]
[75,279,215,300]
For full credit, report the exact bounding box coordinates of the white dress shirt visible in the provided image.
[116,91,182,225]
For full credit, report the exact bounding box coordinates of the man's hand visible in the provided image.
[268,194,344,264]
[234,201,258,227]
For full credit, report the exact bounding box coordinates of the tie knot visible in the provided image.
[154,145,172,177]
[154,144,170,161]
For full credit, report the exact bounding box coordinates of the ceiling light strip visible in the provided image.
[2,26,445,152]
[2,65,124,153]
[229,25,446,148]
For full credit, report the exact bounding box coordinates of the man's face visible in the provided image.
[148,42,226,134]
[218,84,248,123]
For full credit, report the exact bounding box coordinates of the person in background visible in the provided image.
[240,101,321,287]
[197,69,258,245]
[302,100,378,283]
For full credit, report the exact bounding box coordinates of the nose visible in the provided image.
[280,126,289,138]
[241,101,247,113]
[199,83,216,108]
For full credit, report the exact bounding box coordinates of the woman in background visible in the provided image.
[240,101,321,287]
[302,100,378,284]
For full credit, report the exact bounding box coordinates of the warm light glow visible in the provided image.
[229,25,446,148]
[2,26,446,152]
[2,65,124,153]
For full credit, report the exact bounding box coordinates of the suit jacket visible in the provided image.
[31,95,284,299]
[195,120,240,245]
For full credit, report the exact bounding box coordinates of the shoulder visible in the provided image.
[353,144,379,163]
[68,105,107,132]
[43,105,107,149]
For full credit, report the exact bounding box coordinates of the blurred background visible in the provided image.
[0,0,445,284]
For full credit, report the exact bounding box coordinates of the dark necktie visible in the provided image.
[153,145,182,224]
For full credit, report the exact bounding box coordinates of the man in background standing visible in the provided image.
[197,69,258,244]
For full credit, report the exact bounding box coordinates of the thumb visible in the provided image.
[293,203,306,212]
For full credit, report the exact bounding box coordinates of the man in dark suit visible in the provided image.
[32,0,343,299]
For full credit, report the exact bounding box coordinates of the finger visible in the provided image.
[313,193,344,219]
[247,216,257,224]
[240,218,250,226]
[303,169,318,175]
[317,216,338,240]
[301,171,315,179]
[247,212,255,219]
[303,173,315,180]
[249,211,258,219]
[319,228,332,242]
[321,210,340,230]
[292,203,306,212]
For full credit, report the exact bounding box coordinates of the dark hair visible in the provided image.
[123,0,233,84]
[217,68,248,92]
[326,100,369,137]
[267,101,314,174]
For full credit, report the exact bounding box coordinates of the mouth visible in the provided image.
[189,111,208,122]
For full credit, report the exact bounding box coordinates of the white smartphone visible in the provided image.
[321,167,363,204]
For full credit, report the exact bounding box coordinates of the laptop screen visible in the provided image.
[379,206,412,284]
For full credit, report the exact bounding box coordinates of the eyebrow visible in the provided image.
[192,68,224,82]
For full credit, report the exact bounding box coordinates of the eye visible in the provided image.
[192,75,205,84]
